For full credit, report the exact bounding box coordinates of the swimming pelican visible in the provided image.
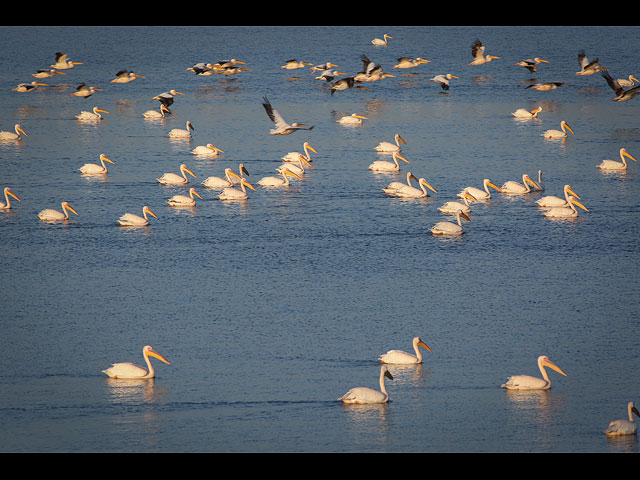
[383,172,418,196]
[262,96,314,135]
[201,167,245,188]
[388,177,437,198]
[258,168,301,187]
[143,104,172,119]
[218,178,256,201]
[338,365,393,404]
[469,39,499,65]
[379,337,432,364]
[330,76,357,95]
[168,187,203,206]
[576,50,604,75]
[192,144,224,156]
[337,113,368,125]
[152,89,184,107]
[0,187,21,210]
[500,174,540,194]
[536,184,581,208]
[71,83,102,98]
[617,75,639,88]
[110,70,145,83]
[597,147,637,171]
[601,70,640,102]
[102,345,170,379]
[355,55,395,82]
[515,57,549,73]
[279,154,311,176]
[501,355,567,390]
[430,210,471,236]
[541,120,574,139]
[368,151,410,172]
[157,164,197,185]
[511,106,542,119]
[430,74,459,90]
[543,196,589,218]
[168,121,194,138]
[392,57,431,69]
[458,178,502,201]
[438,192,476,214]
[525,82,566,91]
[32,68,65,78]
[375,133,406,153]
[371,34,392,46]
[282,141,317,163]
[76,106,109,121]
[12,81,47,92]
[51,52,82,69]
[79,153,115,175]
[281,59,313,70]
[0,124,28,141]
[606,402,640,436]
[38,201,78,221]
[118,205,158,226]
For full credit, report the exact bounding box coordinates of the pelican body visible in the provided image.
[501,355,567,390]
[257,169,301,187]
[282,142,317,163]
[536,184,580,208]
[0,187,21,210]
[111,70,145,83]
[597,147,636,171]
[383,172,418,195]
[388,177,437,198]
[281,59,313,70]
[218,178,255,201]
[337,113,368,125]
[168,187,202,206]
[438,192,476,214]
[152,89,184,107]
[606,402,640,436]
[279,155,311,176]
[51,52,82,69]
[202,166,248,188]
[525,82,566,92]
[469,39,499,65]
[515,57,548,73]
[12,81,47,92]
[102,345,170,379]
[542,120,574,139]
[338,365,393,404]
[379,337,432,365]
[430,74,459,90]
[144,104,172,119]
[375,134,406,153]
[157,164,196,185]
[458,178,502,201]
[512,106,542,119]
[0,124,27,141]
[576,50,604,75]
[79,154,115,175]
[372,34,392,46]
[32,68,65,78]
[330,76,356,95]
[431,211,470,236]
[262,96,313,135]
[76,107,109,121]
[71,83,102,98]
[192,144,223,156]
[393,57,430,69]
[169,121,194,138]
[369,151,410,172]
[500,174,540,194]
[38,201,78,221]
[543,196,589,218]
[601,71,640,102]
[118,206,158,226]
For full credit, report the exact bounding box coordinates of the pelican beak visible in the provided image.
[632,405,640,417]
[451,75,460,79]
[212,146,224,153]
[133,73,145,78]
[564,123,574,135]
[66,205,79,216]
[631,76,639,83]
[7,190,21,202]
[566,188,580,199]
[97,109,110,114]
[396,154,410,163]
[35,82,48,86]
[460,212,471,221]
[465,192,477,202]
[145,207,158,219]
[422,179,438,193]
[384,370,394,380]
[298,155,312,166]
[571,198,590,212]
[328,63,338,67]
[622,150,637,162]
[94,88,103,91]
[383,74,396,78]
[538,59,549,63]
[229,171,243,180]
[102,156,115,164]
[193,190,203,199]
[148,349,171,365]
[285,170,302,180]
[489,56,500,60]
[419,59,431,64]
[17,126,28,136]
[418,341,432,352]
[398,136,407,145]
[542,359,567,376]
[354,115,368,119]
[410,173,419,182]
[525,177,540,189]
[242,180,256,191]
[175,91,185,95]
[72,62,83,65]
[307,145,318,154]
[185,167,197,178]
[54,70,66,75]
[488,182,503,192]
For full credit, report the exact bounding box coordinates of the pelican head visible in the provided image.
[206,144,224,153]
[415,337,432,352]
[181,164,197,178]
[241,178,256,191]
[561,121,574,135]
[568,196,590,212]
[304,142,318,154]
[393,151,410,163]
[62,201,79,216]
[99,154,115,165]
[395,134,407,146]
[15,124,28,137]
[418,178,438,193]
[3,187,21,205]
[539,356,567,377]
[143,345,170,365]
[143,206,158,219]
[486,179,503,193]
[621,148,637,163]
[459,211,471,222]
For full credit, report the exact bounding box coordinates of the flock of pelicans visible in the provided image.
[2,37,640,438]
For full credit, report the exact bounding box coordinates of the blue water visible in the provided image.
[0,26,639,452]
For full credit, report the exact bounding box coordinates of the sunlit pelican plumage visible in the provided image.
[51,52,82,69]
[216,66,250,76]
[143,104,172,119]
[338,365,393,404]
[0,187,21,210]
[218,177,255,201]
[110,70,145,83]
[157,164,197,185]
[501,355,567,390]
[500,174,540,194]
[118,205,158,226]
[32,68,65,78]
[379,337,432,364]
[337,113,368,125]
[606,402,640,436]
[0,124,27,141]
[371,34,392,46]
[79,153,115,175]
[168,121,194,138]
[542,120,574,139]
[192,143,223,156]
[201,167,245,188]
[279,154,311,176]
[314,69,346,82]
[281,59,313,70]
[430,74,459,90]
[512,106,542,119]
[388,177,437,198]
[311,62,339,72]
[186,62,215,75]
[368,151,410,172]
[525,82,566,91]
[543,196,589,218]
[393,57,431,69]
[438,192,477,214]
[213,59,247,69]
[601,70,640,102]
[576,50,604,75]
[536,184,581,208]
[12,81,47,92]
[152,89,184,107]
[282,141,317,163]
[76,106,109,121]
[330,76,356,95]
[597,147,636,171]
[431,210,471,236]
[469,39,500,65]
[355,55,395,82]
[262,96,314,135]
[617,75,639,88]
[383,172,418,195]
[515,57,549,73]
[168,187,202,207]
[458,178,502,200]
[38,201,78,221]
[102,345,170,379]
[71,83,102,98]
[258,168,301,187]
[375,133,406,153]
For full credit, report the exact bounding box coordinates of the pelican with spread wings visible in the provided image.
[262,96,314,135]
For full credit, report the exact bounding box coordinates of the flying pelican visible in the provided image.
[282,141,317,163]
[383,172,418,196]
[338,365,394,405]
[501,355,567,390]
[536,184,581,208]
[12,81,47,92]
[215,66,250,76]
[371,34,392,46]
[218,177,256,201]
[601,70,640,102]
[262,96,314,135]
[257,168,301,187]
[543,196,589,218]
[576,50,604,75]
[515,57,549,73]
[330,76,357,95]
[606,402,640,436]
[525,82,566,91]
[511,106,542,119]
[191,143,223,156]
[430,210,471,236]
[393,57,431,69]
[337,113,368,125]
[143,104,172,119]
[617,75,639,88]
[110,70,145,83]
[438,192,477,214]
[311,62,339,72]
[597,147,636,171]
[379,337,432,364]
[102,345,170,379]
[32,68,65,78]
[375,133,406,153]
[168,187,203,207]
[279,154,311,176]
[202,167,246,188]
[469,39,500,65]
[76,106,109,121]
[0,124,28,141]
[79,153,115,175]
[0,187,21,210]
[281,59,313,70]
[51,52,82,69]
[314,69,346,82]
[118,205,158,226]
[388,177,437,198]
[500,174,540,194]
[430,74,459,90]
[368,151,410,172]
[168,121,194,138]
[541,120,574,139]
[355,55,395,82]
[70,83,102,98]
[458,178,503,201]
[157,164,197,185]
[152,89,184,107]
[213,58,247,69]
[186,62,215,75]
[38,201,78,221]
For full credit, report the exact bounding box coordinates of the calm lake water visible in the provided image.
[0,26,639,453]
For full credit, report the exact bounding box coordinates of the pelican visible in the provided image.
[606,402,640,436]
[338,365,393,404]
[262,96,314,135]
[430,74,459,90]
[543,196,589,218]
[79,153,115,175]
[12,81,47,92]
[168,121,194,138]
[192,143,224,156]
[430,210,471,236]
[500,174,540,194]
[168,187,203,206]
[152,89,184,107]
[576,50,604,75]
[388,177,437,198]
[458,178,502,201]
[368,151,410,172]
[469,39,499,65]
[51,52,82,69]
[38,201,78,221]
[392,57,430,69]
[601,70,640,102]
[379,337,432,365]
[0,187,21,210]
[213,58,247,69]
[536,184,581,208]
[32,68,65,78]
[218,178,256,201]
[157,164,197,185]
[330,76,356,95]
[118,205,158,226]
[314,69,346,82]
[281,59,313,70]
[525,82,566,91]
[375,133,406,153]
[501,355,567,390]
[355,55,395,82]
[311,62,339,72]
[76,106,109,121]
[110,70,145,83]
[102,345,170,379]
[617,75,639,88]
[371,34,392,46]
[515,57,549,73]
[143,104,172,119]
[202,167,246,188]
[279,154,311,176]
[541,120,574,139]
[258,168,301,187]
[597,147,636,171]
[438,192,477,214]
[531,170,544,191]
[282,141,317,163]
[0,124,28,141]
[383,172,418,195]
[216,66,250,76]
[511,106,542,119]
[186,62,215,75]
[70,83,102,98]
[337,113,368,125]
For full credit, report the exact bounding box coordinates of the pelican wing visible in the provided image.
[262,96,288,130]
[601,71,624,96]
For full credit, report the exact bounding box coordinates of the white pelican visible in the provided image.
[79,153,115,175]
[597,147,636,171]
[355,55,395,82]
[314,69,346,82]
[543,196,589,218]
[110,70,145,83]
[606,402,640,436]
[515,57,549,73]
[279,154,311,176]
[438,192,476,214]
[38,201,78,221]
[216,66,250,76]
[525,82,566,91]
[430,74,459,90]
[469,39,500,65]
[388,177,437,198]
[392,57,430,69]
[168,121,194,138]
[368,151,410,173]
[51,52,82,69]
[501,355,567,390]
[511,106,542,119]
[0,124,28,141]
[0,187,21,210]
[187,62,215,75]
[576,50,604,75]
[371,34,392,46]
[201,167,245,189]
[458,178,503,201]
[262,96,314,135]
[338,365,393,405]
[152,89,184,107]
[601,71,640,102]
[431,210,471,236]
[32,68,65,78]
[281,59,313,70]
[383,171,418,196]
[330,76,357,95]
[258,168,301,187]
[12,81,47,92]
[157,164,197,185]
[118,205,158,226]
[70,83,102,98]
[218,178,256,201]
[541,120,574,139]
[375,133,406,153]
[337,113,368,125]
[311,62,339,72]
[213,58,247,69]
[192,143,224,156]
[102,345,170,379]
[617,75,639,88]
[536,184,581,208]
[168,187,202,207]
[76,106,109,121]
[282,141,317,163]
[500,174,540,195]
[379,337,432,365]
[143,104,172,119]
